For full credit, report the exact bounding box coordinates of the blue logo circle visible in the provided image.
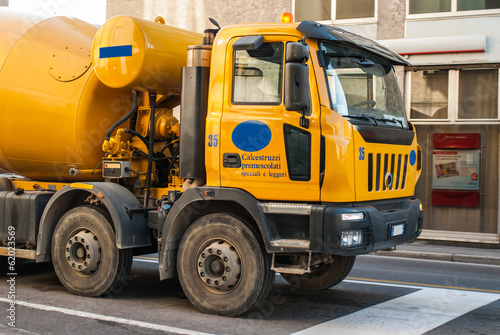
[232,121,272,152]
[409,150,417,166]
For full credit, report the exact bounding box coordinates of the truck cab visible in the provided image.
[191,20,423,253]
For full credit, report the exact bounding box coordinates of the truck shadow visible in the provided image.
[1,258,415,324]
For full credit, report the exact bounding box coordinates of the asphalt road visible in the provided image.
[1,255,499,334]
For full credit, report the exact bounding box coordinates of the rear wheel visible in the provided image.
[281,255,355,290]
[51,206,133,296]
[177,213,274,316]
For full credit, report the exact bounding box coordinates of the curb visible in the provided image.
[374,250,500,266]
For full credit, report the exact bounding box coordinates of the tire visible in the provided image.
[177,213,274,316]
[281,255,356,290]
[51,206,133,297]
[0,177,13,191]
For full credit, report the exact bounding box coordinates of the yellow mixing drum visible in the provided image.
[0,10,198,182]
[0,10,135,181]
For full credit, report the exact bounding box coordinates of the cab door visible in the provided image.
[218,35,321,202]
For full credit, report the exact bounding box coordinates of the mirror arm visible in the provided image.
[299,107,309,129]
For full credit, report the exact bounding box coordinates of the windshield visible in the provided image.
[320,41,408,129]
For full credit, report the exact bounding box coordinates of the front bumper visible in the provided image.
[312,197,423,255]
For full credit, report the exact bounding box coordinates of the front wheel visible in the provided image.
[177,213,274,316]
[281,255,355,290]
[51,206,133,297]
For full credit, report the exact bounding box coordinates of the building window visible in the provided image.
[408,0,500,16]
[458,0,500,11]
[408,67,500,122]
[410,70,449,120]
[336,0,375,20]
[294,0,375,22]
[458,69,498,119]
[409,0,451,14]
[295,0,332,21]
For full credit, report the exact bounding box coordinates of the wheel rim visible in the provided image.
[196,239,242,294]
[64,229,101,275]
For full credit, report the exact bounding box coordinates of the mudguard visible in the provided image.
[36,182,151,262]
[158,187,272,280]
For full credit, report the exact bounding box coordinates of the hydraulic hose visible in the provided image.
[124,128,149,148]
[105,90,140,141]
[144,92,156,207]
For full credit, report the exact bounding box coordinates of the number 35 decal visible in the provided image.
[208,134,218,147]
[359,147,365,160]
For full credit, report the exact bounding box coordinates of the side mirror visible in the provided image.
[286,42,309,63]
[285,41,310,128]
[285,63,310,112]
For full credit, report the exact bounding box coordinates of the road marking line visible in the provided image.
[133,258,159,263]
[346,277,500,294]
[291,288,499,335]
[134,256,158,261]
[0,298,213,335]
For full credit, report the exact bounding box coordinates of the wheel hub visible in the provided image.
[197,240,241,292]
[65,229,101,275]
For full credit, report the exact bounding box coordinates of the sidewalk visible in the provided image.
[374,239,500,266]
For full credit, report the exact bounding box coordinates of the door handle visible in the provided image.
[223,153,241,168]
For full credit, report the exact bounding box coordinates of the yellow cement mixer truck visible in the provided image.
[0,9,423,316]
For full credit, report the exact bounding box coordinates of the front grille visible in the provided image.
[368,153,408,192]
[373,201,405,211]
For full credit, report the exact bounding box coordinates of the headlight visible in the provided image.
[340,230,365,248]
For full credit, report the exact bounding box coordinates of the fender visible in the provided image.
[159,187,272,280]
[36,182,151,262]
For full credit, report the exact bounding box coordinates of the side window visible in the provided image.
[284,124,311,181]
[233,42,284,105]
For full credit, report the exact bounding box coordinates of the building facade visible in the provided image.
[105,0,500,244]
[107,0,291,33]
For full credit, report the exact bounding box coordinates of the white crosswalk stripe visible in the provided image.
[292,287,499,335]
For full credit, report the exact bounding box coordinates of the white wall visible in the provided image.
[406,16,500,65]
[9,0,106,25]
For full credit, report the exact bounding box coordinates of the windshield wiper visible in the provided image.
[346,115,405,129]
[374,117,404,129]
[387,117,404,129]
[345,114,379,126]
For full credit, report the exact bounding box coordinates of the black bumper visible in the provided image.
[311,198,423,256]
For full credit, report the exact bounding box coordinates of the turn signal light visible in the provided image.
[281,12,293,23]
[341,212,365,221]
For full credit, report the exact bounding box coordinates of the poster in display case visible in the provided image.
[431,133,480,207]
[432,149,480,190]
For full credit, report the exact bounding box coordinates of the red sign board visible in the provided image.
[433,133,480,149]
[432,190,479,207]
